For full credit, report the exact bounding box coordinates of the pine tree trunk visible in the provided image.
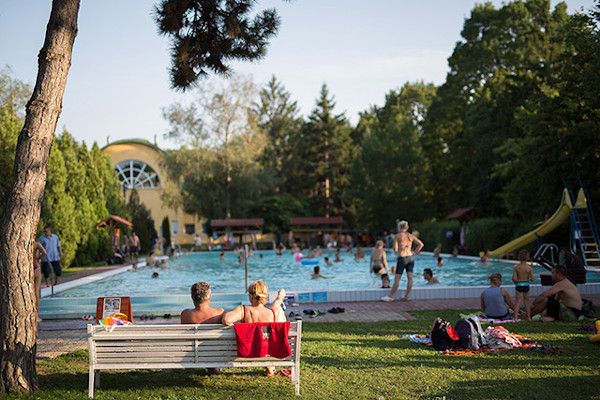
[0,0,80,393]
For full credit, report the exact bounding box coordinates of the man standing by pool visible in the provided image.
[130,231,140,268]
[382,220,424,302]
[39,225,63,287]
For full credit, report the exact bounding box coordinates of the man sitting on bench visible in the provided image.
[181,281,225,373]
[531,265,582,322]
[181,281,225,324]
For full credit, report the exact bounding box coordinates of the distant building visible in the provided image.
[102,139,205,247]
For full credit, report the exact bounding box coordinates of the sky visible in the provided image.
[0,0,595,150]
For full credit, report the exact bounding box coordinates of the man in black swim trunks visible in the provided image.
[531,265,582,322]
[381,220,424,302]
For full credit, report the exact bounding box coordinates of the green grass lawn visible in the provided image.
[3,309,600,400]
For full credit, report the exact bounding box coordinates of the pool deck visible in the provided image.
[36,295,600,359]
[36,260,600,359]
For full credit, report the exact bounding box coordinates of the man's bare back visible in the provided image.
[180,306,225,324]
[550,278,582,310]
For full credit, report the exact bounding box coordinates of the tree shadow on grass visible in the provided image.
[433,374,600,400]
[37,368,296,399]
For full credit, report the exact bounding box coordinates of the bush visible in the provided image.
[418,220,461,253]
[465,217,519,256]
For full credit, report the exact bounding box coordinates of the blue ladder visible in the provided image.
[562,177,600,269]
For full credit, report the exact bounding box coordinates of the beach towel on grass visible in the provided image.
[406,326,538,355]
[234,322,291,358]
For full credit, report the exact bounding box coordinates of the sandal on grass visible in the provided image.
[265,368,277,377]
[281,369,292,377]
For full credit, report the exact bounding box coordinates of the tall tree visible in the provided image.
[425,0,571,215]
[349,82,436,232]
[1,0,284,393]
[154,0,280,90]
[163,75,270,220]
[0,66,31,119]
[252,75,301,192]
[495,5,600,218]
[284,84,353,218]
[128,190,157,254]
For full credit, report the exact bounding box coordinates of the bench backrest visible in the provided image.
[88,322,302,369]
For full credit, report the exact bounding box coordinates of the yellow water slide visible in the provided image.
[488,189,587,257]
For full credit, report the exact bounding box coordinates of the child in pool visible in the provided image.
[512,249,534,321]
[311,266,332,279]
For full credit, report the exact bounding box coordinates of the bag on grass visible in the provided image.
[581,298,595,318]
[454,316,487,350]
[430,317,459,350]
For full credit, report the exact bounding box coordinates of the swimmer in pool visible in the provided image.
[324,257,333,267]
[423,268,439,284]
[311,266,332,279]
[369,240,388,276]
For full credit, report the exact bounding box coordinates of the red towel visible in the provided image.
[234,322,292,358]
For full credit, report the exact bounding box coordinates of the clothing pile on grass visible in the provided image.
[404,316,542,355]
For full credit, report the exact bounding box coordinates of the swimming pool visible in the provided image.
[55,250,598,298]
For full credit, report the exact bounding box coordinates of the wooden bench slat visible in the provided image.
[94,340,238,347]
[96,343,237,353]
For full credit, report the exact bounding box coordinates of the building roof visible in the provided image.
[101,138,165,155]
[445,207,483,222]
[290,217,343,225]
[211,218,264,228]
[96,215,133,228]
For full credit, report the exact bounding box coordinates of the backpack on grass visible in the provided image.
[581,298,595,318]
[454,316,487,350]
[430,317,459,351]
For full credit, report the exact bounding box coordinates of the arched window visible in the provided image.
[115,160,161,189]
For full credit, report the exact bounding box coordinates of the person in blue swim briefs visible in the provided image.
[512,250,534,321]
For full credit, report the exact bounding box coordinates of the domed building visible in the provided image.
[102,139,205,247]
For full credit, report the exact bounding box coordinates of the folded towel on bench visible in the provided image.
[234,322,292,358]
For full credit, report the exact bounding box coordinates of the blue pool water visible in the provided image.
[56,250,595,298]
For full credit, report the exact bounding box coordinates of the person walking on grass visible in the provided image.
[38,225,63,287]
[381,220,424,302]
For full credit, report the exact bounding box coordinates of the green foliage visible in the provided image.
[349,82,436,231]
[283,84,354,219]
[242,194,307,235]
[495,9,600,219]
[418,220,461,253]
[39,132,125,267]
[161,215,171,246]
[464,217,521,255]
[0,67,30,218]
[0,65,31,119]
[127,189,157,254]
[425,0,574,216]
[162,75,272,221]
[0,109,21,219]
[154,0,280,90]
[252,75,301,192]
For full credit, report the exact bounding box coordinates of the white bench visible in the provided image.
[87,322,302,398]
